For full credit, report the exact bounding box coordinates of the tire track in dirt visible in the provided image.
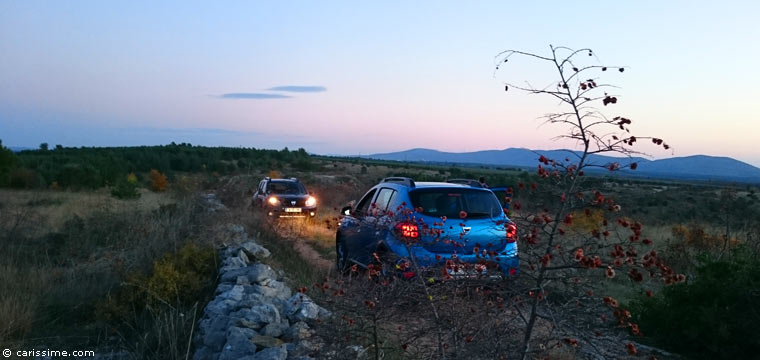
[264,220,334,272]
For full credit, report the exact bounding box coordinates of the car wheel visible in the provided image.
[336,238,348,274]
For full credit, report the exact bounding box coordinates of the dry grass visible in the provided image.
[0,186,218,358]
[0,264,49,343]
[0,188,176,232]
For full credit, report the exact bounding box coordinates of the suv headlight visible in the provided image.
[305,196,317,207]
[267,196,279,205]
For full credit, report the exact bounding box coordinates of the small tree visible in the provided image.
[112,172,140,199]
[149,169,169,192]
[39,142,48,151]
[316,46,683,359]
[494,45,679,358]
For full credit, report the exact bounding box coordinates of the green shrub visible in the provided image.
[631,248,760,359]
[111,173,140,199]
[95,243,216,322]
[9,168,41,188]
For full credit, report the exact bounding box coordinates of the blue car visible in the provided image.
[336,177,518,277]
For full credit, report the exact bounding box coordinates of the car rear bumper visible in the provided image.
[388,243,519,276]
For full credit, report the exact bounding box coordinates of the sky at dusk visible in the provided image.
[2,1,759,166]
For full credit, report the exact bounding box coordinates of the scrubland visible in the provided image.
[1,151,759,359]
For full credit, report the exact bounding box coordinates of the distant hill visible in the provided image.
[366,148,760,183]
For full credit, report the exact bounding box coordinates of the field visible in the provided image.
[1,146,759,359]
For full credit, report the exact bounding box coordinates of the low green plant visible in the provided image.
[111,172,140,199]
[631,247,760,359]
[96,243,216,322]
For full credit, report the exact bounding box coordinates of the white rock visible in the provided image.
[241,241,271,259]
[283,294,330,323]
[238,249,250,265]
[247,264,277,283]
[282,321,313,342]
[219,327,258,360]
[219,285,245,302]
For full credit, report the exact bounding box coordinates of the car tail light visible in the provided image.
[395,222,419,241]
[506,222,517,243]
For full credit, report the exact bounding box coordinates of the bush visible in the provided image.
[631,248,760,359]
[149,169,169,192]
[111,173,140,199]
[95,243,216,321]
[9,168,40,189]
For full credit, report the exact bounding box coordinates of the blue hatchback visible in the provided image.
[336,177,518,277]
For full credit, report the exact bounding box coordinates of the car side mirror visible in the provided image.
[341,206,352,216]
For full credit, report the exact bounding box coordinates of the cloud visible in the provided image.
[266,85,327,93]
[219,93,291,99]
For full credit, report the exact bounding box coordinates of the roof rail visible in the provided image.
[381,177,416,188]
[446,178,483,188]
[264,176,271,181]
[290,177,298,181]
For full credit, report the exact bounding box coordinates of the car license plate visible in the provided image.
[448,265,486,277]
[285,208,302,213]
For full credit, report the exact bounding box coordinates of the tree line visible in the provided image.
[0,141,314,189]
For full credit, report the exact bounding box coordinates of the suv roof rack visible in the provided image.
[446,178,483,188]
[290,177,298,181]
[381,177,416,188]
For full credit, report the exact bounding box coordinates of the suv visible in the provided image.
[336,177,518,276]
[253,177,317,218]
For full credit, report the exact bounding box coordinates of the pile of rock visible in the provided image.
[194,226,330,360]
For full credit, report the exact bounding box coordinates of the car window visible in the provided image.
[373,188,396,213]
[492,190,507,205]
[354,189,377,217]
[267,181,305,194]
[409,188,502,219]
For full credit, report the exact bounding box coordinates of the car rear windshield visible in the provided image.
[268,181,305,194]
[409,188,503,219]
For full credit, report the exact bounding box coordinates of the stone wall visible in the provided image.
[193,225,330,360]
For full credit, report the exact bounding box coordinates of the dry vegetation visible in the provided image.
[0,183,220,358]
[1,154,758,359]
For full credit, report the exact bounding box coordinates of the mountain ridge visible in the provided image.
[366,148,760,183]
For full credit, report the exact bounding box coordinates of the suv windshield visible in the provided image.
[409,188,503,219]
[268,181,305,195]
